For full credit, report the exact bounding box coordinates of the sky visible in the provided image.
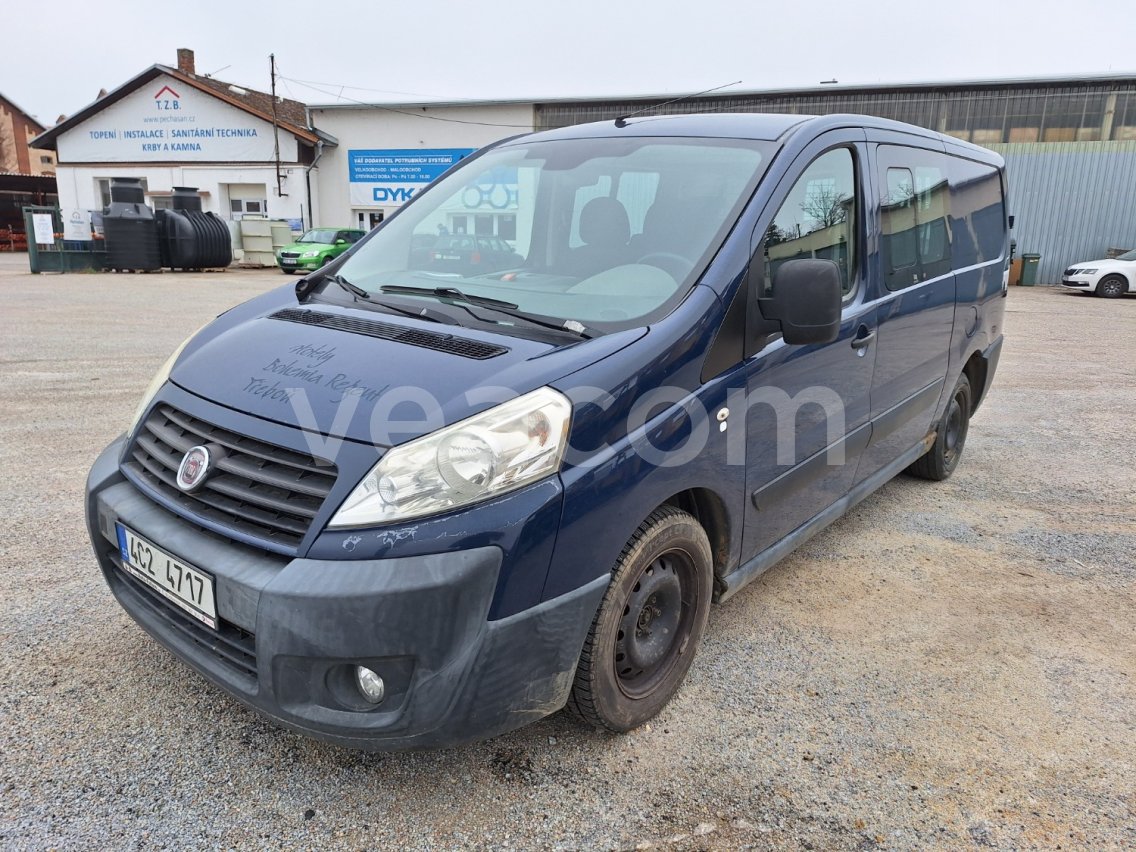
[6,0,1136,125]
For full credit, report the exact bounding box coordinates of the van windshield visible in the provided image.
[336,136,773,334]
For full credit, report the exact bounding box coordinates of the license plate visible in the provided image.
[115,523,217,629]
[281,258,296,265]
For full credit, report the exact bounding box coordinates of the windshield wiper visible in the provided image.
[378,285,594,339]
[380,285,519,309]
[330,273,370,300]
[327,275,454,325]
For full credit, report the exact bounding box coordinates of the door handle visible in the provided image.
[850,329,876,350]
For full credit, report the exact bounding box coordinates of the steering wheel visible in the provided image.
[636,252,693,280]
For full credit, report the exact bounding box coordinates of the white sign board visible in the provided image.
[63,209,91,241]
[56,74,297,164]
[31,213,55,245]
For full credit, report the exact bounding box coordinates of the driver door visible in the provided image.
[740,134,878,560]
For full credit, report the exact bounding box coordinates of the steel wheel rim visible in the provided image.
[614,549,699,699]
[944,392,967,464]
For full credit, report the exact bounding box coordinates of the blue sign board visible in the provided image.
[348,149,475,184]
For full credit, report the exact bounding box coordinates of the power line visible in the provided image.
[278,76,535,128]
[275,74,444,100]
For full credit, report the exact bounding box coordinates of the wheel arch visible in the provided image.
[661,487,732,584]
[962,350,989,415]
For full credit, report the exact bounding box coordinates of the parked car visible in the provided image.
[426,234,523,274]
[277,228,365,273]
[85,113,1007,751]
[1060,249,1135,297]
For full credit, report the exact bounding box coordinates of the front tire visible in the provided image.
[1096,275,1127,298]
[567,506,713,732]
[907,373,972,481]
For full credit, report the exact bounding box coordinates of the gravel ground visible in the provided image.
[1,254,1134,850]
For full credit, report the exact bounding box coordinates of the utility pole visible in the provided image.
[270,54,284,199]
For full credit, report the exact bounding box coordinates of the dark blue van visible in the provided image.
[85,113,1007,749]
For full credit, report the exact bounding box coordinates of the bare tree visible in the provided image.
[800,187,851,230]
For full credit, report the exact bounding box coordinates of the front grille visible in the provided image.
[281,251,301,259]
[269,308,509,360]
[1064,268,1077,276]
[113,554,258,683]
[123,404,337,553]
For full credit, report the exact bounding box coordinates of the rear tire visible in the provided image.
[1096,275,1127,298]
[907,373,972,481]
[567,506,713,732]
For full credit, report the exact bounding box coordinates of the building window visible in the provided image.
[40,155,53,165]
[498,214,517,241]
[1112,93,1136,140]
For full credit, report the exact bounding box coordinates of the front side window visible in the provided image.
[336,137,772,334]
[760,147,858,295]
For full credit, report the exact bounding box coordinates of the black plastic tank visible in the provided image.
[103,178,161,271]
[156,186,233,270]
[171,186,203,212]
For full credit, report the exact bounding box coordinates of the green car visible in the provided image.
[277,228,366,274]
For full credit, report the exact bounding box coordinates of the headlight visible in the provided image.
[127,327,203,434]
[1079,268,1097,274]
[328,387,572,527]
[302,250,320,258]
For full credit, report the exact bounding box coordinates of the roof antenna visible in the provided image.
[614,80,742,127]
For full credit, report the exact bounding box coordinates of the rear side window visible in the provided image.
[950,158,1005,267]
[761,146,858,295]
[879,146,952,290]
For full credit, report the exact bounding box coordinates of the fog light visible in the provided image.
[354,666,386,704]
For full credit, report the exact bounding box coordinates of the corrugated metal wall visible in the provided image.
[992,141,1136,283]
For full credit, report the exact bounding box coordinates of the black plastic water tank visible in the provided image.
[104,179,160,271]
[156,187,233,269]
[109,177,146,205]
[171,186,203,212]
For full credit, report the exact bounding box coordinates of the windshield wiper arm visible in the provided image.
[380,285,519,309]
[379,285,593,339]
[330,273,370,300]
[327,275,453,325]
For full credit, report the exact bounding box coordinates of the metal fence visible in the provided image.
[23,206,106,273]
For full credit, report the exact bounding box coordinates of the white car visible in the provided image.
[1060,249,1136,298]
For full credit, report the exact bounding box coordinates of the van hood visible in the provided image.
[169,294,644,446]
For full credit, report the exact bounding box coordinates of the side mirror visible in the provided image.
[335,238,347,245]
[757,258,842,345]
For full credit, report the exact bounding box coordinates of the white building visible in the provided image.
[309,101,533,233]
[31,49,332,232]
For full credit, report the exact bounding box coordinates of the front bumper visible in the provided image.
[1060,276,1095,289]
[86,437,606,750]
[278,256,322,270]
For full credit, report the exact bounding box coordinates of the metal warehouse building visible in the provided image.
[314,73,1136,284]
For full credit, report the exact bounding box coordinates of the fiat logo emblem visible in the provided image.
[176,445,212,492]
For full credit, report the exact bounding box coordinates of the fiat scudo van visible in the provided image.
[86,113,1008,749]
